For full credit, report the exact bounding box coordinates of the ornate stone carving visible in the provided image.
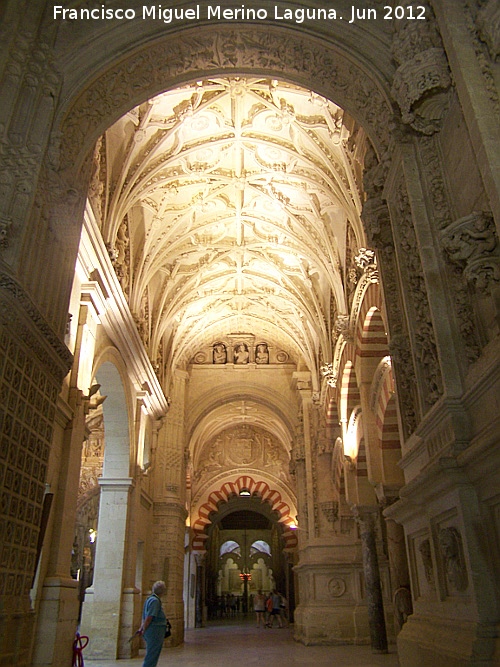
[417,136,480,362]
[335,315,352,341]
[108,217,130,294]
[418,538,435,590]
[0,215,12,249]
[0,272,73,381]
[88,136,106,225]
[476,0,500,61]
[355,248,379,283]
[441,212,499,295]
[391,2,452,134]
[394,178,443,406]
[320,501,339,524]
[417,135,452,231]
[465,0,500,117]
[438,527,468,593]
[320,362,337,388]
[194,424,291,485]
[328,577,346,597]
[388,333,418,436]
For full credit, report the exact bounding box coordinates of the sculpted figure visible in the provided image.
[213,342,227,364]
[233,343,249,364]
[255,343,269,364]
[439,527,468,592]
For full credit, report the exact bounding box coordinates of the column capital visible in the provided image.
[98,477,134,491]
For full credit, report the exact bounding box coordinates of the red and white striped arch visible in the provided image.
[353,283,384,353]
[357,305,389,360]
[191,475,298,552]
[372,359,399,451]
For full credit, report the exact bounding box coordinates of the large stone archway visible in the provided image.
[191,474,298,552]
[2,3,500,666]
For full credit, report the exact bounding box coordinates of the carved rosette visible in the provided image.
[441,212,499,295]
[391,2,452,134]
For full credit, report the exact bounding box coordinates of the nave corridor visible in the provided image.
[85,621,400,667]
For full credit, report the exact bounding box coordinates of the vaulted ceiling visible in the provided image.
[97,77,369,383]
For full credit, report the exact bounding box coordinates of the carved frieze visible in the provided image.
[417,136,480,363]
[465,0,500,117]
[476,0,500,61]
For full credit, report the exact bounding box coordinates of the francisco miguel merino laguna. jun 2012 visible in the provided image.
[52,4,429,24]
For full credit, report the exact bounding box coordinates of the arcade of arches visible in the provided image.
[0,2,499,666]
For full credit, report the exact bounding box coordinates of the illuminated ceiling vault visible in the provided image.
[97,77,369,383]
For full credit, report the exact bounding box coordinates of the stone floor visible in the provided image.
[85,619,400,666]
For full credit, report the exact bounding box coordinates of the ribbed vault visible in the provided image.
[96,77,370,388]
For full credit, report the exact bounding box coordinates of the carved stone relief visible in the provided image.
[393,176,443,407]
[438,526,469,594]
[194,424,291,486]
[465,0,500,117]
[441,211,499,295]
[418,538,435,590]
[391,1,452,134]
[476,0,500,62]
[417,135,481,363]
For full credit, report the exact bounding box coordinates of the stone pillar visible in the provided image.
[354,506,388,654]
[292,374,371,646]
[194,553,205,628]
[31,392,84,667]
[80,477,134,659]
[149,369,189,645]
[33,292,102,666]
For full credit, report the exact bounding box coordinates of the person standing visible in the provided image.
[253,590,266,627]
[138,580,168,667]
[268,589,283,628]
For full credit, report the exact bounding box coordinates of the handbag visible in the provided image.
[165,619,172,638]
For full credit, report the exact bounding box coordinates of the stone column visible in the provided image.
[194,553,205,628]
[149,369,189,645]
[80,477,134,659]
[354,506,388,654]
